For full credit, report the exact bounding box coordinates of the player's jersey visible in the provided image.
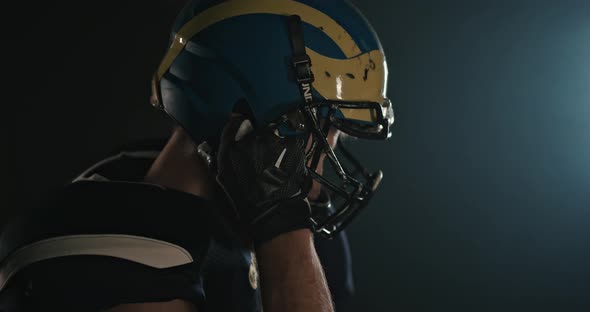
[0,140,353,311]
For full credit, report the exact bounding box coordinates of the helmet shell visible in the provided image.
[156,0,388,145]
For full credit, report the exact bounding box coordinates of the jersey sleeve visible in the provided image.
[0,180,220,311]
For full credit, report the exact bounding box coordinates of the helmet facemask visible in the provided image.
[286,15,393,238]
[299,105,387,237]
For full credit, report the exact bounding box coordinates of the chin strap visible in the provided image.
[288,15,315,101]
[288,14,347,174]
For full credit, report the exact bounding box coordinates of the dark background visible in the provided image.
[5,1,590,311]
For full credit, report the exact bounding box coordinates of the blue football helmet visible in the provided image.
[151,0,394,237]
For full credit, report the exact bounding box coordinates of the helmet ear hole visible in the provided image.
[232,98,256,123]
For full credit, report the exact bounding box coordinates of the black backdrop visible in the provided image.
[5,1,590,311]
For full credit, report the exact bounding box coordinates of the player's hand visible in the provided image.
[216,114,313,245]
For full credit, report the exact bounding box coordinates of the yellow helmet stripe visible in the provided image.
[309,49,387,122]
[156,0,362,81]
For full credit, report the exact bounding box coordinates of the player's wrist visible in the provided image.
[250,198,313,246]
[255,228,314,256]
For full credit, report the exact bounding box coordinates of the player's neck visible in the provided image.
[144,127,214,199]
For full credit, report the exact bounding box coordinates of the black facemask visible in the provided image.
[287,15,393,238]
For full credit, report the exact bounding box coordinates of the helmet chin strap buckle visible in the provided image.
[293,55,314,84]
[288,15,315,87]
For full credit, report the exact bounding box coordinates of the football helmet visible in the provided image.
[151,0,394,237]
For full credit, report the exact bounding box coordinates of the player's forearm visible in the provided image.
[256,229,334,312]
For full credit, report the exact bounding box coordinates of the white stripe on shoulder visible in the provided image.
[0,234,193,292]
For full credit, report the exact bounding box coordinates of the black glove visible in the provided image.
[216,114,313,245]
